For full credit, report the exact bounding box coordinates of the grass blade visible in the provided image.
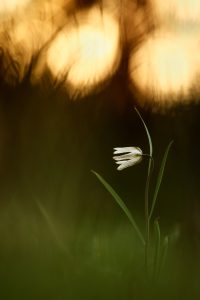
[92,170,145,246]
[149,141,173,220]
[159,235,169,274]
[134,108,153,276]
[135,107,153,156]
[36,199,67,251]
[153,219,161,280]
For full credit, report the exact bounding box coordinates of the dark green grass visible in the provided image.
[0,199,200,300]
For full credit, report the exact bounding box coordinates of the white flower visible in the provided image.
[113,147,143,171]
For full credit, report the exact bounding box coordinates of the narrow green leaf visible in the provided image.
[134,107,153,156]
[92,170,145,246]
[149,141,173,220]
[153,219,161,280]
[36,199,67,251]
[160,235,169,273]
[36,200,56,234]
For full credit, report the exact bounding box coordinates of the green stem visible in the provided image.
[135,107,153,277]
[153,219,161,281]
[160,235,169,273]
[144,157,153,276]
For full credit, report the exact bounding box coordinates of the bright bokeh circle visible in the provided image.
[47,7,121,97]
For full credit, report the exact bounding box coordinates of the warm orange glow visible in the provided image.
[0,0,30,15]
[0,0,68,85]
[0,18,57,84]
[1,0,200,107]
[46,6,121,97]
[129,32,200,103]
[152,0,200,22]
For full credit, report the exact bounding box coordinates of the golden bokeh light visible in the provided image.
[152,0,200,23]
[129,32,200,104]
[0,0,68,85]
[0,18,57,85]
[0,0,30,16]
[46,6,121,97]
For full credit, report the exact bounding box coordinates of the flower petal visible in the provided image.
[115,160,127,165]
[113,147,142,155]
[116,156,143,171]
[113,153,141,161]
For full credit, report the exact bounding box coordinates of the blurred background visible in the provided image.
[0,0,200,299]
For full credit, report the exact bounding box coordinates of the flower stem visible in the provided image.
[135,107,153,278]
[144,157,153,277]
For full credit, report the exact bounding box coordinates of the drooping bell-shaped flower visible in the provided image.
[113,147,143,171]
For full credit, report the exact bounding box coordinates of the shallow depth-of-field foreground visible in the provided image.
[0,197,199,300]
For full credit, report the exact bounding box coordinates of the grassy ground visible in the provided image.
[0,197,200,300]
